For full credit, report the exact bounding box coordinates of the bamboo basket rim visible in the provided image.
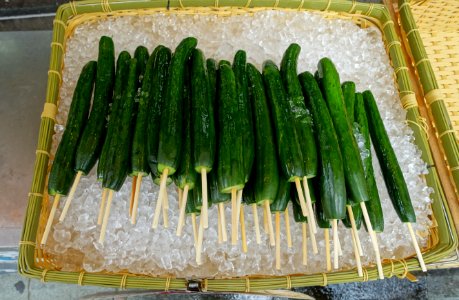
[18,0,458,292]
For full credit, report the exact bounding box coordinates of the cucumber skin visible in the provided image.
[102,58,139,191]
[270,180,290,212]
[342,203,363,230]
[193,174,212,210]
[217,64,245,192]
[247,63,279,205]
[146,46,172,182]
[186,188,200,215]
[318,58,369,204]
[75,37,115,175]
[157,37,198,175]
[363,90,415,223]
[48,61,97,196]
[280,44,317,177]
[299,71,346,220]
[206,58,217,108]
[134,46,149,84]
[342,81,356,124]
[209,170,231,203]
[313,178,331,229]
[292,186,307,222]
[233,50,255,183]
[218,60,231,68]
[97,51,131,181]
[263,61,305,181]
[191,49,216,172]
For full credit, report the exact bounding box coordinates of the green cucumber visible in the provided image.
[157,37,198,175]
[342,81,356,125]
[206,58,217,108]
[191,49,216,173]
[247,63,279,204]
[193,175,212,210]
[48,61,97,196]
[315,191,331,229]
[363,90,415,223]
[218,60,231,68]
[292,188,307,223]
[102,58,139,191]
[280,44,317,177]
[74,36,115,175]
[242,173,256,205]
[299,71,346,220]
[270,180,290,212]
[97,51,131,181]
[217,64,245,193]
[317,58,369,204]
[134,46,149,85]
[209,170,231,203]
[263,60,304,181]
[186,188,200,215]
[342,204,363,229]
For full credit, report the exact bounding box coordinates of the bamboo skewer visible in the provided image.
[324,228,331,271]
[41,194,61,246]
[240,206,247,253]
[337,232,343,256]
[217,204,222,244]
[201,170,209,229]
[233,189,243,244]
[302,177,317,234]
[332,219,339,270]
[407,222,427,272]
[351,229,363,277]
[302,223,308,265]
[178,188,183,210]
[152,168,168,228]
[360,202,384,279]
[265,201,275,246]
[59,171,82,222]
[252,204,261,244]
[285,208,292,248]
[99,190,114,243]
[231,188,238,245]
[97,188,108,225]
[275,212,281,270]
[129,175,137,218]
[163,187,169,228]
[309,216,318,254]
[294,178,308,217]
[176,185,190,236]
[191,213,198,246]
[196,216,204,265]
[347,205,363,256]
[263,205,269,233]
[131,174,143,224]
[219,202,227,242]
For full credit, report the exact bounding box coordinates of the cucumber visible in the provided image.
[299,71,346,220]
[186,188,200,215]
[342,81,356,125]
[233,50,254,183]
[193,175,212,210]
[48,61,97,196]
[206,58,217,108]
[247,63,279,204]
[97,51,131,181]
[342,204,363,229]
[102,58,139,191]
[242,173,256,205]
[191,49,216,173]
[134,46,149,85]
[157,37,198,175]
[270,180,290,212]
[292,189,307,223]
[363,90,415,223]
[74,36,115,175]
[262,60,305,181]
[209,170,231,203]
[217,64,245,192]
[315,191,331,229]
[317,58,369,204]
[145,46,172,182]
[280,44,317,177]
[218,60,231,68]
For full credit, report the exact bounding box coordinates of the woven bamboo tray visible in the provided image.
[18,0,458,292]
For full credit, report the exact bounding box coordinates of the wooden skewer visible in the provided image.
[240,206,247,253]
[231,188,237,245]
[263,204,269,233]
[178,188,183,210]
[360,201,384,279]
[131,174,143,224]
[217,204,222,244]
[99,190,114,243]
[196,215,204,265]
[191,213,198,246]
[233,189,243,244]
[41,194,61,246]
[97,188,108,225]
[163,187,169,228]
[309,217,318,254]
[265,201,275,246]
[59,171,82,222]
[176,185,189,236]
[201,170,209,229]
[347,205,363,256]
[152,168,168,228]
[407,222,427,272]
[294,177,308,217]
[129,175,137,218]
[285,208,292,248]
[302,223,308,266]
[219,202,227,242]
[252,203,261,244]
[302,177,317,234]
[275,212,281,270]
[337,231,343,256]
[332,219,339,270]
[324,228,331,271]
[351,229,363,277]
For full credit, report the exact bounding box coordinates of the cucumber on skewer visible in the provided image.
[291,194,308,265]
[270,179,291,269]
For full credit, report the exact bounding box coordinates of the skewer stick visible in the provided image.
[196,216,204,265]
[176,185,189,236]
[302,223,308,265]
[97,188,108,225]
[201,170,209,228]
[302,177,317,234]
[231,188,237,245]
[99,190,114,243]
[294,178,308,217]
[347,205,363,256]
[219,203,227,242]
[240,206,247,253]
[360,202,384,279]
[351,229,363,277]
[324,228,331,271]
[178,188,183,210]
[332,219,339,270]
[263,205,269,233]
[252,204,261,244]
[41,194,61,246]
[309,218,318,254]
[191,213,198,245]
[131,174,143,224]
[59,171,82,222]
[265,201,275,246]
[407,222,427,272]
[152,168,168,228]
[275,212,281,270]
[285,208,292,248]
[233,189,243,244]
[337,232,343,256]
[163,187,169,228]
[129,175,137,218]
[217,204,222,244]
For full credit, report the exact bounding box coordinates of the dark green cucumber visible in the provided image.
[242,173,256,205]
[292,188,307,223]
[206,58,217,108]
[280,44,317,177]
[342,204,363,229]
[134,46,149,85]
[97,51,131,181]
[217,64,245,193]
[193,175,212,210]
[315,191,331,229]
[318,58,369,204]
[299,71,346,220]
[186,188,200,215]
[342,81,356,124]
[247,63,279,204]
[145,46,172,182]
[363,90,415,223]
[48,61,97,196]
[270,180,290,212]
[74,36,115,175]
[157,37,198,175]
[191,49,216,173]
[263,60,305,181]
[209,170,231,203]
[102,58,139,191]
[218,60,231,68]
[233,50,254,183]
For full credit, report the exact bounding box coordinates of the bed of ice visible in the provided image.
[45,10,433,278]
